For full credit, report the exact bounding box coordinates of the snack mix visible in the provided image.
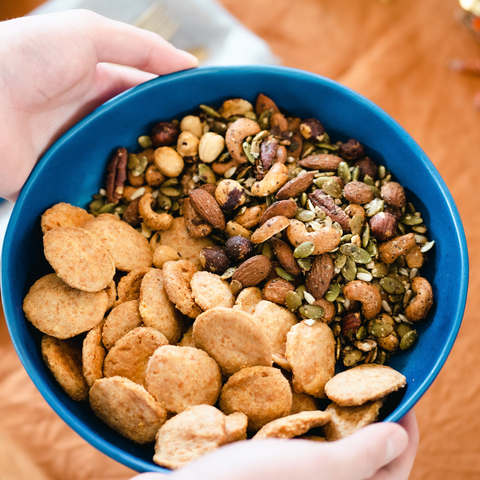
[23,94,434,469]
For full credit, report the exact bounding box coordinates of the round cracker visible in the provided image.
[139,269,183,343]
[324,364,406,406]
[89,376,167,443]
[219,366,292,432]
[41,335,88,401]
[115,267,152,306]
[41,202,93,235]
[253,411,332,440]
[82,322,106,387]
[84,214,152,272]
[162,260,202,319]
[286,321,335,398]
[146,345,222,413]
[103,327,169,386]
[233,287,263,315]
[225,412,248,443]
[177,325,196,348]
[23,274,108,339]
[102,299,143,350]
[193,307,272,376]
[160,217,214,269]
[43,227,115,292]
[290,391,318,415]
[153,405,226,469]
[104,280,117,310]
[190,271,234,311]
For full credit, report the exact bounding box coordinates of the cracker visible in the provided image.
[102,299,143,350]
[103,327,169,386]
[297,435,327,442]
[324,364,406,406]
[253,301,297,370]
[323,401,383,441]
[286,321,336,398]
[193,307,272,376]
[190,271,234,311]
[178,326,196,347]
[253,411,332,440]
[23,274,108,339]
[160,217,214,269]
[115,267,152,307]
[219,366,292,432]
[89,376,167,444]
[146,345,222,413]
[43,227,115,292]
[139,269,183,343]
[41,202,93,235]
[162,260,202,319]
[104,280,117,310]
[84,214,152,272]
[225,412,248,443]
[233,287,263,315]
[290,391,317,415]
[41,335,88,401]
[153,405,226,469]
[83,322,106,387]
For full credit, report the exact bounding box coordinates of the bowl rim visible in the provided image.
[1,65,469,473]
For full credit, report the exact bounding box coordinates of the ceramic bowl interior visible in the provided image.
[1,66,469,473]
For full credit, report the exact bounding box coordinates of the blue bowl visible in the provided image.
[1,66,469,473]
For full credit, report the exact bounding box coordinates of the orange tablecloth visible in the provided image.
[1,0,479,479]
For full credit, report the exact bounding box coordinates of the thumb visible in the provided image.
[129,473,169,480]
[335,422,409,479]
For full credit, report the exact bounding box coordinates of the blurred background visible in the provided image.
[0,0,479,479]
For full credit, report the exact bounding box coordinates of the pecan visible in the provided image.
[232,255,272,287]
[339,139,364,160]
[189,189,226,230]
[341,312,362,342]
[258,137,278,175]
[276,172,314,200]
[299,154,343,171]
[354,157,378,180]
[305,254,334,299]
[105,147,127,204]
[271,238,302,276]
[184,198,213,238]
[288,131,303,161]
[122,197,141,226]
[150,121,180,147]
[309,190,351,233]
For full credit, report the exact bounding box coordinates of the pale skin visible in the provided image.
[0,11,419,480]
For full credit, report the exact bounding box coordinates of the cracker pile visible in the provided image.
[22,94,435,469]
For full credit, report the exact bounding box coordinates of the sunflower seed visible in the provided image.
[301,192,307,206]
[224,166,237,179]
[403,289,413,308]
[354,339,376,352]
[409,268,419,280]
[420,240,435,253]
[130,187,146,201]
[304,291,316,305]
[412,225,427,234]
[382,300,392,314]
[357,272,373,282]
[304,319,316,326]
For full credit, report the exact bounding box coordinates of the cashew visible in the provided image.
[379,233,416,264]
[251,215,290,244]
[345,204,366,222]
[219,99,254,119]
[122,186,153,203]
[138,193,173,231]
[286,219,341,255]
[226,221,252,239]
[251,162,289,197]
[225,118,261,164]
[234,204,267,229]
[405,244,424,268]
[212,158,238,175]
[405,277,433,322]
[343,280,382,320]
[275,145,287,164]
[314,298,336,324]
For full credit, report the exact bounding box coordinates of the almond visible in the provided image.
[260,199,297,226]
[381,182,406,209]
[251,216,290,244]
[262,278,295,305]
[343,181,374,205]
[276,172,315,200]
[184,198,212,239]
[305,254,334,300]
[189,188,225,230]
[232,255,272,287]
[299,154,343,171]
[271,238,302,276]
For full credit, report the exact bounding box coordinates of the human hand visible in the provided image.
[0,10,197,201]
[132,410,419,480]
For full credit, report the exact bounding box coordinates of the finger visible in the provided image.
[130,473,170,480]
[76,10,198,74]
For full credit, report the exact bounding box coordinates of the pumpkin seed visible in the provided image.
[363,175,375,186]
[140,222,152,238]
[115,204,127,214]
[297,258,312,270]
[342,256,357,281]
[380,174,392,186]
[266,195,273,207]
[127,153,139,170]
[258,109,273,129]
[351,166,360,182]
[375,349,387,365]
[361,223,370,248]
[340,243,360,256]
[343,349,363,367]
[369,322,394,338]
[406,202,416,214]
[99,203,115,214]
[138,135,153,149]
[220,267,237,280]
[338,161,351,183]
[331,322,341,336]
[230,280,243,296]
[368,186,381,198]
[403,289,413,307]
[396,323,412,338]
[397,222,407,235]
[412,225,427,234]
[299,304,324,319]
[156,194,172,211]
[244,111,257,121]
[378,165,386,179]
[335,337,342,360]
[388,293,403,303]
[352,248,372,264]
[389,263,399,274]
[340,234,353,244]
[349,214,363,236]
[294,241,315,258]
[323,179,342,198]
[296,285,307,300]
[242,142,256,164]
[400,330,418,350]
[295,210,316,222]
[301,192,307,207]
[365,198,384,216]
[200,104,221,118]
[401,214,423,226]
[198,164,215,183]
[262,242,273,259]
[356,326,367,341]
[286,291,303,312]
[160,186,181,197]
[365,346,378,364]
[380,277,405,294]
[89,199,104,213]
[420,240,435,253]
[315,142,339,152]
[325,283,341,302]
[276,267,294,282]
[336,303,345,314]
[171,200,180,212]
[217,152,231,163]
[366,241,379,257]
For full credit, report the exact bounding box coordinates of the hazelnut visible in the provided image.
[225,236,254,261]
[339,139,365,160]
[354,157,378,180]
[381,182,406,208]
[145,164,165,187]
[199,132,225,163]
[180,115,203,138]
[215,179,247,211]
[150,122,180,147]
[177,131,200,157]
[199,247,231,274]
[370,212,397,241]
[341,312,362,342]
[384,204,402,220]
[299,118,324,140]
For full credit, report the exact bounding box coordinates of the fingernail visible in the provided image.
[385,427,407,464]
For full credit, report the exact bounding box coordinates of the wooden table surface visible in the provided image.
[0,1,478,479]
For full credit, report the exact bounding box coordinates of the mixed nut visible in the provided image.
[90,93,435,369]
